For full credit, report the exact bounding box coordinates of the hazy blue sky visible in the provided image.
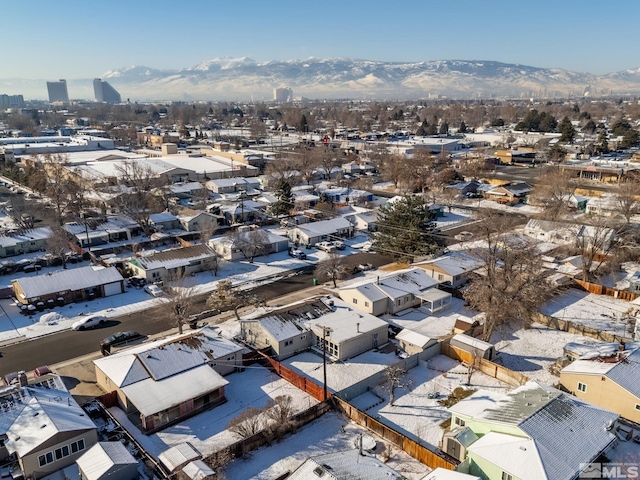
[1,0,638,79]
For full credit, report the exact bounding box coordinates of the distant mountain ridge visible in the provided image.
[4,57,640,101]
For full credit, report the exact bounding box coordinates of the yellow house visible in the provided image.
[560,346,640,423]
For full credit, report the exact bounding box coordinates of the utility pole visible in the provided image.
[320,325,334,401]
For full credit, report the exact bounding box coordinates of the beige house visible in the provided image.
[127,244,219,281]
[93,327,236,433]
[0,227,52,258]
[560,346,640,423]
[176,209,222,233]
[412,252,481,288]
[338,268,448,316]
[1,377,98,479]
[241,295,388,361]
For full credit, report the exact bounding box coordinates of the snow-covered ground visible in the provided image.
[221,411,431,480]
[540,288,640,338]
[360,355,512,449]
[490,322,606,385]
[0,235,375,344]
[109,365,319,458]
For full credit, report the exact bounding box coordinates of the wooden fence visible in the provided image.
[534,312,634,344]
[332,396,457,471]
[574,278,640,302]
[440,342,529,387]
[258,353,328,401]
[204,400,333,468]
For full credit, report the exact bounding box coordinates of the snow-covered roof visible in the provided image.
[423,468,481,480]
[341,268,438,302]
[395,329,434,348]
[305,302,387,344]
[449,389,503,418]
[467,432,546,480]
[413,252,482,276]
[0,227,53,248]
[13,265,124,299]
[5,389,96,457]
[205,177,260,189]
[450,334,493,352]
[182,459,215,480]
[76,442,137,480]
[131,244,216,271]
[158,442,201,473]
[289,449,405,479]
[150,211,178,223]
[294,217,352,236]
[169,181,203,194]
[94,328,237,416]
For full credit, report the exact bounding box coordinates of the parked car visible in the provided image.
[289,248,307,260]
[144,284,163,297]
[454,231,474,241]
[353,263,374,273]
[316,241,336,253]
[333,241,346,250]
[33,365,52,377]
[127,276,146,288]
[72,315,108,331]
[100,331,143,355]
[361,241,374,253]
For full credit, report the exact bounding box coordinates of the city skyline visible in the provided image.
[1,0,639,81]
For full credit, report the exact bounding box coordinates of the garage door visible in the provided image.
[103,282,123,297]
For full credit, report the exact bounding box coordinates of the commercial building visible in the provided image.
[0,94,25,108]
[46,79,69,103]
[274,87,293,103]
[93,78,121,103]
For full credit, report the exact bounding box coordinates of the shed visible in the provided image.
[395,329,438,355]
[158,443,202,473]
[181,460,215,480]
[450,334,495,360]
[76,442,138,480]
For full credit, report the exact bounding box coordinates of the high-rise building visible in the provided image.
[274,87,293,103]
[0,94,25,108]
[46,79,69,103]
[93,78,121,103]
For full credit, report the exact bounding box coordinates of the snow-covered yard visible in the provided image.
[354,355,512,450]
[490,322,607,385]
[540,288,639,338]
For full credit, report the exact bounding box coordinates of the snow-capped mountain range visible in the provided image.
[5,58,640,101]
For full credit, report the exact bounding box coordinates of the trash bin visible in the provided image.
[313,278,318,286]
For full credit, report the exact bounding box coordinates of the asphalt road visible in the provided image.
[0,251,391,377]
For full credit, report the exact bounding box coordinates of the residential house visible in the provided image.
[241,295,388,361]
[560,346,640,423]
[75,442,138,480]
[443,381,619,480]
[338,268,450,316]
[12,265,124,305]
[64,215,140,249]
[523,219,615,252]
[443,180,481,197]
[204,177,260,194]
[0,227,52,258]
[127,244,219,282]
[423,469,481,480]
[149,211,181,233]
[0,376,98,479]
[412,252,482,288]
[168,181,204,198]
[176,209,221,233]
[93,327,239,433]
[343,208,378,232]
[317,186,373,205]
[585,193,619,216]
[485,182,532,204]
[287,217,353,246]
[209,226,288,261]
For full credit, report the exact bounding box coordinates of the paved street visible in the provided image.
[0,252,391,377]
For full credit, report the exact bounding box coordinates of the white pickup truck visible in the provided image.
[316,241,337,253]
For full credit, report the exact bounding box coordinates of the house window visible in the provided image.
[301,335,307,340]
[265,339,270,345]
[438,274,444,281]
[454,417,466,427]
[39,452,54,467]
[284,340,293,347]
[353,298,358,304]
[635,404,640,411]
[364,301,369,307]
[577,382,587,393]
[502,473,513,480]
[70,439,85,454]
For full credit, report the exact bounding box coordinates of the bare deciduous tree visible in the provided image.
[382,366,413,406]
[614,180,640,224]
[162,281,195,334]
[206,279,263,320]
[574,218,618,282]
[529,169,576,220]
[463,209,554,341]
[314,253,349,288]
[227,407,265,439]
[45,226,73,270]
[228,228,270,263]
